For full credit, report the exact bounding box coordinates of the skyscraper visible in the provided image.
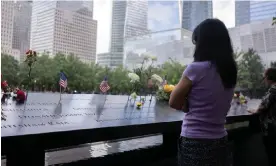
[98,0,148,67]
[109,0,127,54]
[1,1,20,60]
[13,1,32,62]
[250,1,276,22]
[235,1,250,26]
[1,1,14,51]
[30,1,97,63]
[235,1,276,26]
[179,1,213,31]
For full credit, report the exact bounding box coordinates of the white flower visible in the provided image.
[151,74,163,84]
[130,92,137,99]
[142,53,157,61]
[128,73,140,83]
[140,53,151,60]
[150,56,157,61]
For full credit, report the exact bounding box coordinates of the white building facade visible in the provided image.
[124,28,194,70]
[30,1,97,63]
[228,19,276,66]
[12,1,32,62]
[1,1,14,51]
[124,19,276,69]
[96,52,123,68]
[1,1,20,61]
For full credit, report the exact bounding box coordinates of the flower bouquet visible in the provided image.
[233,92,248,105]
[156,84,175,102]
[136,102,142,109]
[127,72,140,107]
[129,93,143,110]
[25,49,37,67]
[231,92,248,114]
[24,49,37,100]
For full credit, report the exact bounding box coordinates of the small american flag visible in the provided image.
[99,76,110,93]
[59,72,67,88]
[161,75,167,86]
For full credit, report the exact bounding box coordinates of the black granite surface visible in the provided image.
[1,93,258,138]
[1,93,184,137]
[1,93,262,166]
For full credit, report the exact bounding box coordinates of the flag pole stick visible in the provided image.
[59,84,62,102]
[150,89,153,102]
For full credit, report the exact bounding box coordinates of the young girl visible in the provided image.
[170,19,237,166]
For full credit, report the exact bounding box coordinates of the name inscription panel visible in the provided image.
[2,94,173,136]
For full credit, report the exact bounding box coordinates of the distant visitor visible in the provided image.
[15,88,26,104]
[248,68,276,166]
[1,79,9,103]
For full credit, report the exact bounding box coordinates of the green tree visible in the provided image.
[109,65,130,94]
[237,49,264,96]
[158,60,186,85]
[1,53,20,86]
[1,53,188,94]
[233,50,243,61]
[32,54,56,90]
[273,17,276,25]
[61,54,91,91]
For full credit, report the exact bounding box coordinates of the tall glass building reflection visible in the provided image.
[250,1,276,22]
[235,1,250,26]
[235,1,276,26]
[124,28,194,70]
[179,1,213,31]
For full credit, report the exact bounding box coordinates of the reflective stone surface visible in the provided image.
[1,93,261,137]
[1,93,261,165]
[1,93,184,137]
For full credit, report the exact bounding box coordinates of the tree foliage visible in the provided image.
[156,60,186,85]
[1,53,186,93]
[1,48,268,97]
[235,49,265,96]
[1,54,20,86]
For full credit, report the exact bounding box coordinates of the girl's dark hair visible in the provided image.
[192,18,237,89]
[265,68,276,82]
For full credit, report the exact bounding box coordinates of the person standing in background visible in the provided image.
[15,87,26,104]
[1,80,9,103]
[169,19,237,166]
[248,68,276,166]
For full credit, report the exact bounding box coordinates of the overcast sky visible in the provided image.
[94,0,235,53]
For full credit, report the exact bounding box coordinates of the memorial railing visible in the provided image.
[1,94,265,166]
